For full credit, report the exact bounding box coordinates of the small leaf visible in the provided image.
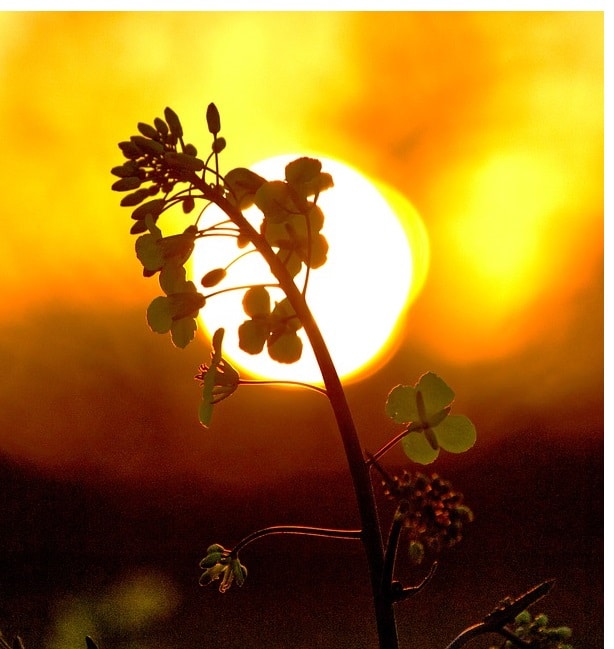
[147,296,172,333]
[242,286,271,317]
[254,181,298,224]
[268,331,302,364]
[224,167,266,210]
[402,430,440,464]
[238,319,269,355]
[416,372,455,418]
[170,315,198,348]
[206,103,221,135]
[434,415,476,454]
[385,385,420,424]
[285,157,322,185]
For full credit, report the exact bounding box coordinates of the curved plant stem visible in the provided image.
[190,177,399,649]
[231,525,362,557]
[239,378,328,396]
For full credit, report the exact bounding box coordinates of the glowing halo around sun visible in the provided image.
[191,155,429,384]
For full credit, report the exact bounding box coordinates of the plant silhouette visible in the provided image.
[104,103,574,649]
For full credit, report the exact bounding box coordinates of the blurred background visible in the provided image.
[0,11,603,649]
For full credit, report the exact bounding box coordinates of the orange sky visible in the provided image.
[0,12,603,482]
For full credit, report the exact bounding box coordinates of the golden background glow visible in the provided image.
[0,12,602,473]
[0,12,603,649]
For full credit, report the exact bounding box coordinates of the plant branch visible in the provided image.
[231,525,362,557]
[238,378,328,396]
[445,579,556,649]
[189,175,399,649]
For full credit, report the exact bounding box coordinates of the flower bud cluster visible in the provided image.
[111,107,204,234]
[489,610,573,649]
[383,471,473,563]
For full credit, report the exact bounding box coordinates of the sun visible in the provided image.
[191,155,428,384]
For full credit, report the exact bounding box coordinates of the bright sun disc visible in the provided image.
[191,155,428,384]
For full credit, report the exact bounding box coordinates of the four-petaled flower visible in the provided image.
[385,372,476,464]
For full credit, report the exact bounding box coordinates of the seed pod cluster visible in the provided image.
[111,107,204,234]
[382,471,474,563]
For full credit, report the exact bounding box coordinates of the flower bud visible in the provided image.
[164,107,183,139]
[201,268,227,288]
[206,103,221,135]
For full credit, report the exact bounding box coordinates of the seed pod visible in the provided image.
[164,106,183,139]
[201,268,227,288]
[206,103,221,135]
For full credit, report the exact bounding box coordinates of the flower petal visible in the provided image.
[435,415,477,454]
[402,430,440,465]
[416,372,455,417]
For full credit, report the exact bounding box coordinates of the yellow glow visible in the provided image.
[191,156,428,384]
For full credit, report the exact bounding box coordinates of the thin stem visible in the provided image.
[189,175,399,649]
[368,429,411,465]
[381,502,408,597]
[231,525,362,557]
[203,283,279,300]
[239,378,328,397]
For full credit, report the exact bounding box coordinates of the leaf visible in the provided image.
[268,331,302,364]
[167,287,206,320]
[271,298,301,331]
[147,296,172,333]
[285,157,334,199]
[434,415,477,454]
[135,231,163,272]
[402,430,440,464]
[385,372,455,426]
[416,372,455,418]
[254,181,298,224]
[242,286,271,317]
[238,320,269,355]
[285,157,322,185]
[170,316,198,348]
[159,263,188,295]
[224,167,266,210]
[385,385,420,424]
